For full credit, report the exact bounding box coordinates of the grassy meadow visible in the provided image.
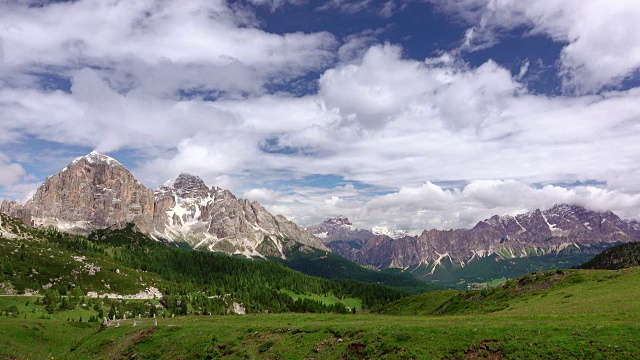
[1,267,639,359]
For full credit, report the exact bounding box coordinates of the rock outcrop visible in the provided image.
[307,216,375,243]
[0,200,31,226]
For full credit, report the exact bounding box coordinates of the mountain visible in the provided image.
[311,205,640,287]
[1,152,326,257]
[3,152,155,234]
[307,216,376,260]
[579,242,640,270]
[307,216,406,244]
[153,173,327,256]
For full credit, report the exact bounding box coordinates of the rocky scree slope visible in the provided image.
[1,152,326,258]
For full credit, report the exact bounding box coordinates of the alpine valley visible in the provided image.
[2,152,640,359]
[2,152,640,289]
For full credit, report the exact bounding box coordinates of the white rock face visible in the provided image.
[86,286,163,299]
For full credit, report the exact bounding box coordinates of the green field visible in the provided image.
[280,289,362,311]
[1,267,639,359]
[1,307,638,359]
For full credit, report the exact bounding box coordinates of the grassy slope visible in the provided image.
[1,217,407,314]
[280,289,362,310]
[381,267,640,316]
[0,214,170,296]
[1,267,639,359]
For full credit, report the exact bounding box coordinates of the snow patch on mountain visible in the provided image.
[371,226,409,239]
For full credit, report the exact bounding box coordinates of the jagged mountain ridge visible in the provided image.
[153,173,327,256]
[310,205,640,273]
[0,152,327,257]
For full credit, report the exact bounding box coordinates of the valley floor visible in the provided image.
[1,310,638,359]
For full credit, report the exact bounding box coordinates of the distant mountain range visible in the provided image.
[308,206,640,286]
[0,152,326,258]
[2,151,639,283]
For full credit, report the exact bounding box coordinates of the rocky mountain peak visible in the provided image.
[1,153,328,258]
[322,216,353,228]
[158,173,210,198]
[23,151,155,234]
[71,151,123,167]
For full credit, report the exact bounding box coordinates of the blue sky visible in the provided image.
[1,0,640,232]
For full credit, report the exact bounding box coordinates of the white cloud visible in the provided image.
[337,29,386,64]
[259,44,640,191]
[362,180,640,232]
[2,1,640,233]
[251,179,640,234]
[0,152,26,186]
[248,0,307,11]
[431,0,640,93]
[243,188,280,203]
[0,0,337,97]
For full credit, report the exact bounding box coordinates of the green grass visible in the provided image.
[378,290,460,315]
[1,311,638,359]
[280,289,362,310]
[0,296,97,321]
[382,267,640,317]
[1,267,639,359]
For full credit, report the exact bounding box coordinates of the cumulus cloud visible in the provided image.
[364,180,640,231]
[0,152,26,186]
[259,44,640,191]
[257,180,640,233]
[0,0,337,97]
[2,0,640,233]
[430,0,640,93]
[319,44,520,130]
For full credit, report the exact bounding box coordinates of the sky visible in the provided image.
[1,0,640,234]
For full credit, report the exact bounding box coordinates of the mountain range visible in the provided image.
[2,151,639,283]
[309,206,640,284]
[0,152,326,258]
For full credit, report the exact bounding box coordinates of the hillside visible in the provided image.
[1,267,639,359]
[579,242,640,270]
[381,267,640,316]
[1,214,404,314]
[275,246,438,294]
